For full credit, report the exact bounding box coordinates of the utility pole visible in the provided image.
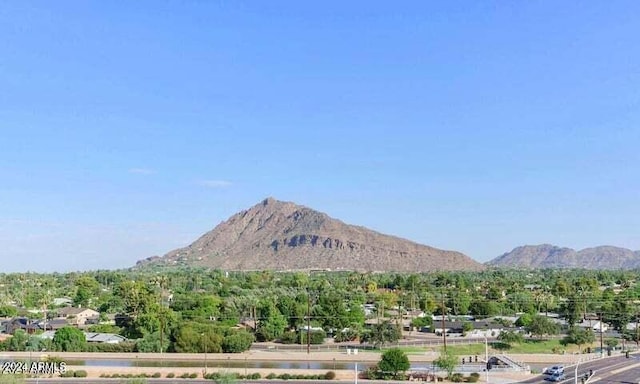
[307,288,311,355]
[442,292,447,353]
[599,313,604,358]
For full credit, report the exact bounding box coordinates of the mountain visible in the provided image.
[487,244,640,269]
[136,197,484,272]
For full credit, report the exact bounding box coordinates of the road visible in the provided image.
[517,353,640,383]
[25,380,390,384]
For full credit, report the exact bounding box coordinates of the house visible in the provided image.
[55,307,100,326]
[38,330,127,344]
[85,332,127,344]
[576,319,609,333]
[2,317,33,334]
[403,310,426,319]
[52,297,73,307]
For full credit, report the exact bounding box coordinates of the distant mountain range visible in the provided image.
[136,197,484,272]
[486,244,640,269]
[134,197,640,271]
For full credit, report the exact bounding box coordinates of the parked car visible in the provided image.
[544,366,565,375]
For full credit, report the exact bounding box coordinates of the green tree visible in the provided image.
[515,313,533,327]
[7,330,28,351]
[222,331,254,353]
[361,320,401,348]
[255,302,287,342]
[173,325,223,353]
[461,321,473,336]
[53,326,86,352]
[525,315,559,339]
[135,331,170,353]
[434,349,458,379]
[378,348,410,379]
[0,306,18,317]
[498,330,524,345]
[561,327,595,352]
[73,276,100,307]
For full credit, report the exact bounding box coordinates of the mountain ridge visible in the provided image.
[487,244,640,269]
[136,197,485,272]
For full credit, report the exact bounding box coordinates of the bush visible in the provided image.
[450,373,463,382]
[166,373,175,378]
[189,373,198,379]
[266,373,277,379]
[279,331,298,344]
[74,370,88,378]
[279,373,291,380]
[250,373,261,379]
[325,371,336,380]
[152,372,161,378]
[60,370,75,378]
[467,374,480,383]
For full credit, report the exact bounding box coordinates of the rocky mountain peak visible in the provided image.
[137,197,484,272]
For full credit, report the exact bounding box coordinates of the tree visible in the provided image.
[525,315,559,339]
[73,276,100,307]
[173,325,223,353]
[361,320,401,348]
[561,327,595,352]
[222,331,254,353]
[378,348,410,379]
[461,321,473,336]
[136,331,170,353]
[0,306,18,318]
[434,349,458,379]
[53,326,86,352]
[498,330,524,345]
[255,303,287,342]
[515,313,533,327]
[7,330,28,351]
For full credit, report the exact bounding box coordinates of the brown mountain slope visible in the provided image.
[487,244,640,269]
[137,197,484,272]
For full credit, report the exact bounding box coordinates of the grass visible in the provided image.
[442,339,588,355]
[371,338,593,356]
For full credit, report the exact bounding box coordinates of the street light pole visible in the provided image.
[307,289,311,355]
[201,333,207,375]
[574,358,580,384]
[355,362,358,384]
[484,336,489,384]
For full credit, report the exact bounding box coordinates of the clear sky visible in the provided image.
[1,2,639,273]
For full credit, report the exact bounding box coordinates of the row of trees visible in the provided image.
[3,267,640,352]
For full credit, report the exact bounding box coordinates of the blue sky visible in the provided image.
[1,2,639,272]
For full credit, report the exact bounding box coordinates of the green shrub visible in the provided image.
[60,370,75,378]
[279,373,291,380]
[325,371,336,380]
[152,372,161,378]
[467,374,480,383]
[266,373,277,379]
[166,373,175,378]
[189,373,198,379]
[450,373,463,382]
[279,331,298,344]
[250,373,261,379]
[179,373,190,378]
[74,370,88,378]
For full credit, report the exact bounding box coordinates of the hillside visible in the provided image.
[487,244,640,269]
[136,197,484,272]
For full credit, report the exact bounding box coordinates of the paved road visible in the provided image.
[516,353,640,383]
[25,380,388,384]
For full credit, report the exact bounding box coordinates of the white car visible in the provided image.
[544,366,565,375]
[547,372,566,382]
